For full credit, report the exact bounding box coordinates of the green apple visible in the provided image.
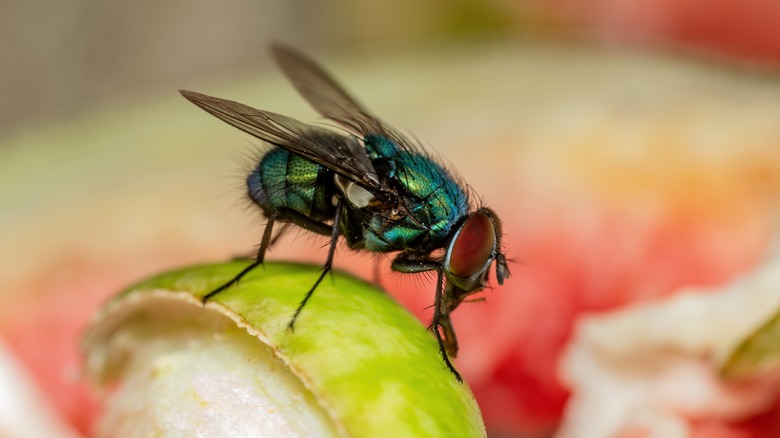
[83,261,485,437]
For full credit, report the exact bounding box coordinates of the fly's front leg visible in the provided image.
[431,268,462,382]
[437,307,459,359]
[371,256,384,287]
[391,253,462,382]
[438,283,477,358]
[203,208,333,303]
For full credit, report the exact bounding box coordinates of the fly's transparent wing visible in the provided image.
[270,43,390,136]
[180,90,382,190]
[271,43,423,158]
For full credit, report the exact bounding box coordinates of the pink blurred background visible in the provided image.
[2,1,780,437]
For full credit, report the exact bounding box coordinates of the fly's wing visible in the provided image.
[271,44,425,165]
[180,90,382,191]
[270,43,386,137]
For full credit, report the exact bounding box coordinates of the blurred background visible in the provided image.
[5,0,780,133]
[2,1,780,437]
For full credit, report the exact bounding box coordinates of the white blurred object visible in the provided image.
[0,340,80,438]
[557,244,780,438]
[89,301,339,438]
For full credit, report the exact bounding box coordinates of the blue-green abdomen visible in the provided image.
[248,148,335,221]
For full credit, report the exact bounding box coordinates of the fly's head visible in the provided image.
[443,208,510,309]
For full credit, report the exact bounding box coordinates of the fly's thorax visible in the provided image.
[364,135,399,181]
[247,148,336,221]
[364,134,397,161]
[350,134,471,254]
[394,155,470,247]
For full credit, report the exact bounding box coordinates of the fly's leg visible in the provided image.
[430,267,462,382]
[372,256,384,287]
[287,201,343,331]
[228,223,290,260]
[202,209,281,303]
[203,208,332,303]
[439,316,458,358]
[391,254,462,382]
[269,222,291,246]
[233,223,291,261]
[438,282,479,358]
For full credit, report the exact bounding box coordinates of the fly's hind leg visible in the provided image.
[231,223,291,261]
[203,208,332,303]
[202,209,281,303]
[269,223,291,246]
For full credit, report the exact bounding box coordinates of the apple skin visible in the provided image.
[83,261,486,438]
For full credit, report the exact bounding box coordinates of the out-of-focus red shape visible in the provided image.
[0,261,110,436]
[390,203,770,435]
[558,0,780,65]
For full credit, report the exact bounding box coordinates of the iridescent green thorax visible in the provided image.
[359,135,470,253]
[248,149,335,221]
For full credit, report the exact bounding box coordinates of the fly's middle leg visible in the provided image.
[287,200,343,331]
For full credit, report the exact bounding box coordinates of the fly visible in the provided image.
[180,44,510,382]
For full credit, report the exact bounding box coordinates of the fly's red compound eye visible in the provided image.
[448,211,496,278]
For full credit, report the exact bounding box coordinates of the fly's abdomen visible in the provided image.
[248,148,335,221]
